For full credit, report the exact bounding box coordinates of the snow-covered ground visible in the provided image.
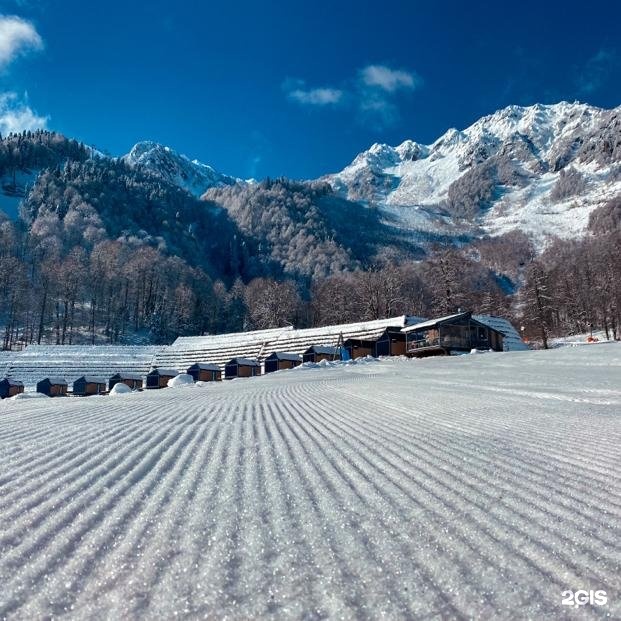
[549,330,615,348]
[0,345,619,619]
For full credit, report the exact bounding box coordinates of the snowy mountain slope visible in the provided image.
[3,102,619,263]
[0,345,619,619]
[123,141,239,197]
[325,102,621,243]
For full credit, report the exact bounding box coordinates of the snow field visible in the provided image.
[0,344,619,619]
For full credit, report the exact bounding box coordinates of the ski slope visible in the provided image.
[0,345,619,619]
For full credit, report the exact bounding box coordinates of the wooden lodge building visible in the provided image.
[302,346,341,363]
[109,372,143,391]
[73,376,107,396]
[146,368,179,389]
[36,377,68,397]
[0,378,24,399]
[187,363,222,382]
[373,328,408,357]
[224,358,261,379]
[402,312,505,357]
[264,352,302,373]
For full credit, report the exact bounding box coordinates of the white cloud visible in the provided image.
[360,64,420,93]
[287,83,343,106]
[0,14,43,68]
[284,63,421,129]
[0,92,48,134]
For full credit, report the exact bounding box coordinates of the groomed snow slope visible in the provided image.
[0,345,619,619]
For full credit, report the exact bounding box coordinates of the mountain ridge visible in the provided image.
[324,101,621,244]
[122,140,239,197]
[1,100,620,256]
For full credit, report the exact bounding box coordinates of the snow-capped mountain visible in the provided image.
[2,102,619,254]
[325,102,621,244]
[123,141,238,197]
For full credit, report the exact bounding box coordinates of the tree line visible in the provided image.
[521,230,620,347]
[0,214,513,348]
[1,209,619,348]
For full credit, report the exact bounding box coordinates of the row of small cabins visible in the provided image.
[1,349,346,397]
[0,312,528,398]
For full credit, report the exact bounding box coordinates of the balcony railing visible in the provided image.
[407,335,472,351]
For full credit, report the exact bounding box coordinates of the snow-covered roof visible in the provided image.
[39,377,68,385]
[473,315,530,351]
[75,376,107,384]
[187,363,221,371]
[343,337,377,344]
[305,345,340,355]
[0,378,23,386]
[173,326,292,349]
[110,372,144,380]
[4,345,161,389]
[227,358,260,367]
[148,368,179,376]
[402,312,470,333]
[266,352,302,362]
[157,316,423,372]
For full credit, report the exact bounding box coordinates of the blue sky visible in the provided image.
[1,0,620,179]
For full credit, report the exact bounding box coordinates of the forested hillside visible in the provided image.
[0,120,619,349]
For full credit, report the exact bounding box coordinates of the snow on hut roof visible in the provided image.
[157,316,423,371]
[40,377,68,385]
[473,315,530,351]
[173,326,292,349]
[266,352,302,362]
[0,378,23,386]
[110,372,144,380]
[305,345,341,355]
[4,345,161,389]
[76,376,107,384]
[227,358,260,367]
[401,312,471,333]
[149,368,178,376]
[188,363,221,371]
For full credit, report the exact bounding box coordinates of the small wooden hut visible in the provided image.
[73,376,107,396]
[402,311,504,357]
[224,358,261,379]
[0,378,24,399]
[36,377,68,397]
[343,338,376,360]
[302,345,341,363]
[109,373,143,391]
[373,328,407,357]
[264,352,302,374]
[187,363,222,382]
[146,368,179,389]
